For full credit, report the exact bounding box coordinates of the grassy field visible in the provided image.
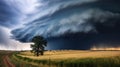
[14,50,120,67]
[0,50,119,67]
[0,51,37,67]
[10,53,38,67]
[0,51,7,67]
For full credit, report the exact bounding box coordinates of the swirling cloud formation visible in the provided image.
[12,0,120,42]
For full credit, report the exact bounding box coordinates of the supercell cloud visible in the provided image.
[0,0,40,27]
[12,0,120,42]
[0,0,120,50]
[0,0,39,50]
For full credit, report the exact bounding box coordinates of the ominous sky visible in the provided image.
[0,0,120,50]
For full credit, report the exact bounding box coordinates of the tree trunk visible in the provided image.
[37,44,39,56]
[37,52,39,56]
[41,51,43,55]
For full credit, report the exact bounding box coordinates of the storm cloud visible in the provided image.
[0,0,120,50]
[0,26,31,50]
[12,0,120,42]
[0,0,39,50]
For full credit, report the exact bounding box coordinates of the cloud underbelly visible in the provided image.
[11,0,120,43]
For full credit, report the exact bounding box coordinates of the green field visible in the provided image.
[0,50,120,67]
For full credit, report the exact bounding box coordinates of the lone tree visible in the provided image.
[31,36,47,56]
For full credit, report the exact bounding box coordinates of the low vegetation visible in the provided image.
[0,51,37,67]
[0,51,5,67]
[0,50,120,67]
[10,52,37,67]
[15,50,120,67]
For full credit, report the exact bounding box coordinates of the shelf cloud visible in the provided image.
[0,0,120,50]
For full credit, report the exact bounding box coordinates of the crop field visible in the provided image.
[0,50,120,67]
[15,50,120,67]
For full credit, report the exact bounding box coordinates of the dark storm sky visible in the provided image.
[0,0,120,50]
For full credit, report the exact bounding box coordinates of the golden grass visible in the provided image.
[19,50,120,61]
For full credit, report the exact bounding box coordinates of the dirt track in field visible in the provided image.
[3,55,15,67]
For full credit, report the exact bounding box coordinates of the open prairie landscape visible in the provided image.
[1,0,120,67]
[7,50,120,67]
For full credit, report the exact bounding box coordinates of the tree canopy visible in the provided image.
[31,36,47,56]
